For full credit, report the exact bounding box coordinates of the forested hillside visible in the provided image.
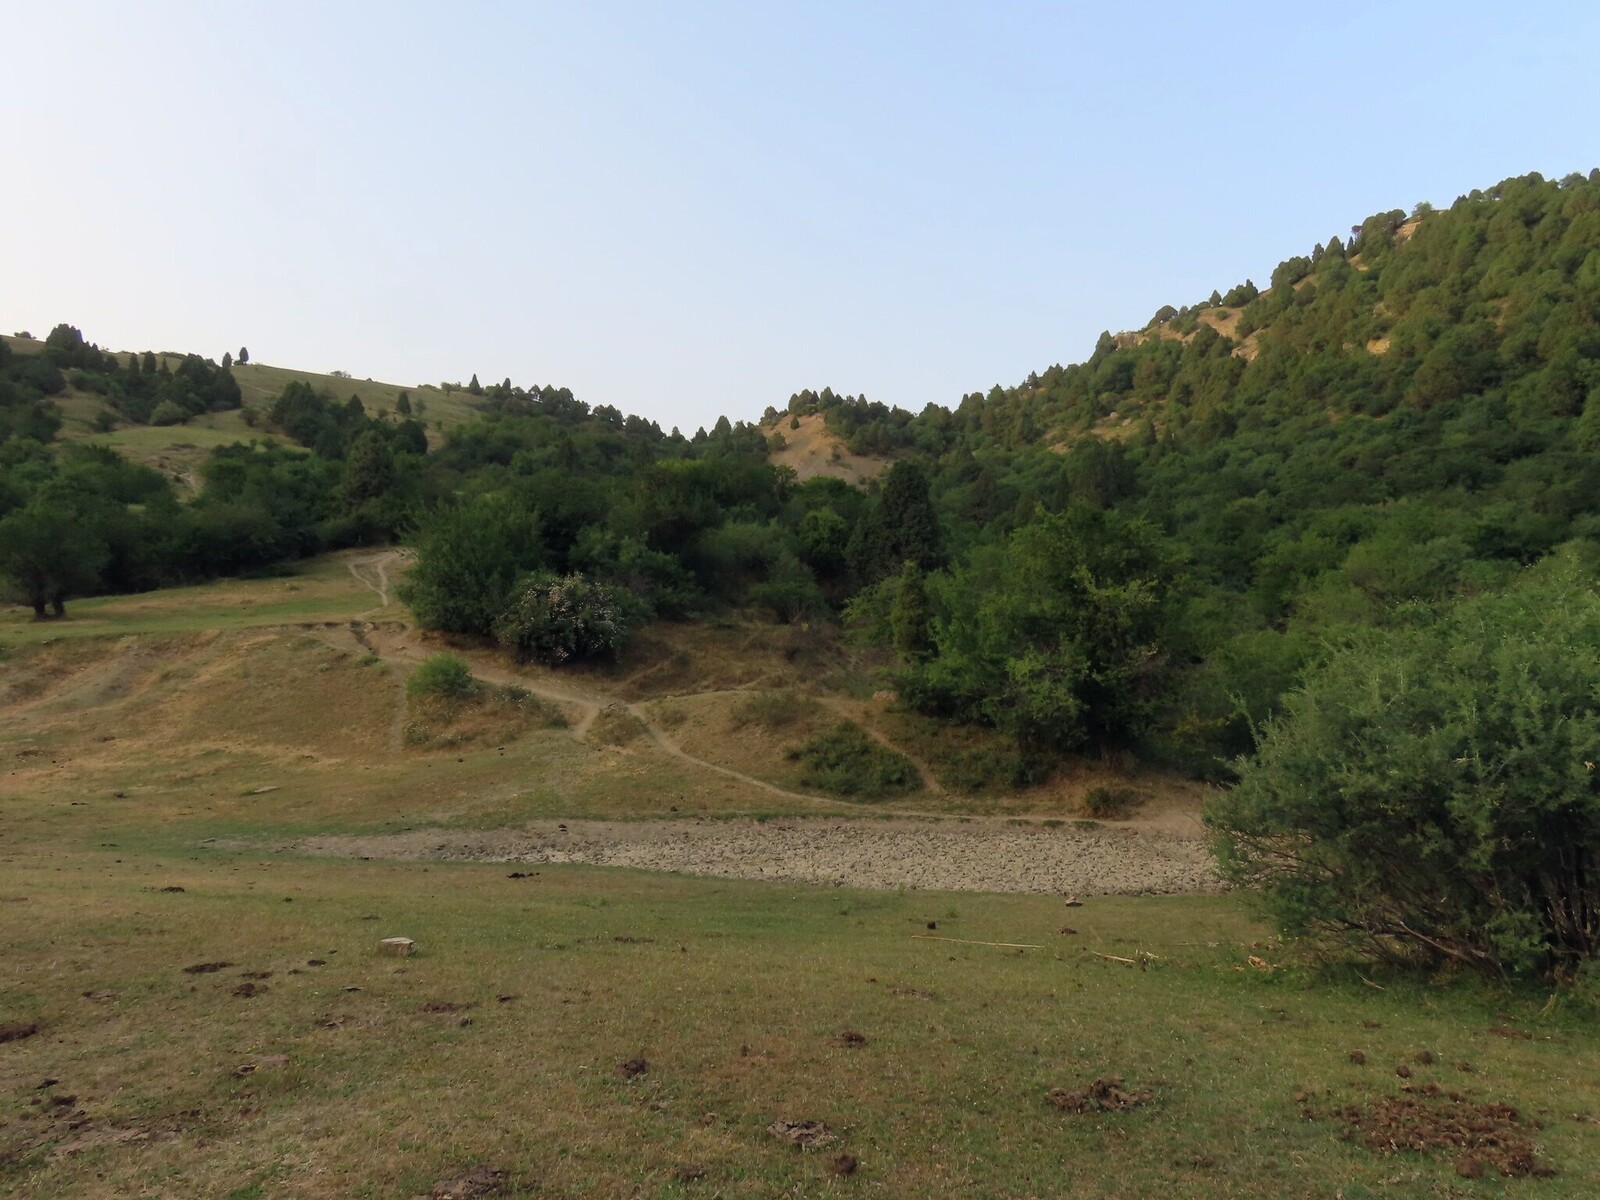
[6,169,1600,781]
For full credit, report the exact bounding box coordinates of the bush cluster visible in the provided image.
[787,722,922,800]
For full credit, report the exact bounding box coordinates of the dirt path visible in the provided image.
[347,550,404,612]
[330,620,861,813]
[294,816,1221,896]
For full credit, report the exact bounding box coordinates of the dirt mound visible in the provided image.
[420,1165,508,1199]
[1330,1093,1555,1179]
[1046,1077,1153,1113]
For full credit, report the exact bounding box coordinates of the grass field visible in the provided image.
[0,554,389,647]
[2,562,1598,1197]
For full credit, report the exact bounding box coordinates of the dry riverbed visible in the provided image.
[293,816,1221,895]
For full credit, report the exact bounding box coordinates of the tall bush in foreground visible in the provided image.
[1208,564,1600,978]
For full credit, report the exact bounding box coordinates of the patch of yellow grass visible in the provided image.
[761,412,889,485]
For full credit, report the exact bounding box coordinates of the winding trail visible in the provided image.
[334,551,1210,841]
[347,550,402,612]
[336,553,857,811]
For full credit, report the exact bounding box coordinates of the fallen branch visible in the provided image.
[911,935,1043,950]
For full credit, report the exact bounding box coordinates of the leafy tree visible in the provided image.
[0,502,110,617]
[747,552,826,623]
[890,560,932,660]
[238,347,249,364]
[847,461,943,584]
[1209,564,1600,978]
[340,430,396,510]
[149,400,186,426]
[396,391,412,416]
[797,506,849,579]
[911,506,1176,756]
[400,495,545,634]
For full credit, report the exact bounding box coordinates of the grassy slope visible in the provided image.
[0,553,387,646]
[2,333,486,485]
[1,563,1597,1197]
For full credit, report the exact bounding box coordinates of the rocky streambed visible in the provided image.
[294,816,1221,896]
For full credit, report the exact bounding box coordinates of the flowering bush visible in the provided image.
[494,572,629,666]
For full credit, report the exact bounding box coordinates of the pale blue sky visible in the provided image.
[4,2,1597,432]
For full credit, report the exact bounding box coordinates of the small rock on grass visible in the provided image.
[379,936,416,957]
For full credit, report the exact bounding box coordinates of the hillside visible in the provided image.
[760,410,890,484]
[6,168,1600,781]
[7,174,1600,1195]
[1,331,490,487]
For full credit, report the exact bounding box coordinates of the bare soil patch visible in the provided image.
[1329,1092,1555,1179]
[768,1119,837,1149]
[1047,1077,1154,1113]
[763,412,888,485]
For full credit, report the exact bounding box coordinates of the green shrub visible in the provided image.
[494,571,629,666]
[149,399,187,426]
[1083,785,1142,819]
[406,653,478,700]
[787,722,921,800]
[1209,564,1600,979]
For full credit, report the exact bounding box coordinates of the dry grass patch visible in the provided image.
[760,412,890,485]
[649,690,836,794]
[598,619,842,702]
[404,686,567,752]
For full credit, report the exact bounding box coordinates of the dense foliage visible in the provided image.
[1208,563,1600,978]
[7,168,1600,768]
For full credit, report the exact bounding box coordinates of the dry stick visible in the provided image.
[911,935,1044,950]
[1087,950,1139,964]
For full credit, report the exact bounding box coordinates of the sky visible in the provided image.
[4,2,1598,434]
